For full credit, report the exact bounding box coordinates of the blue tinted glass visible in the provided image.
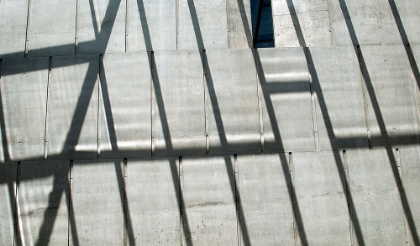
[250,0,274,48]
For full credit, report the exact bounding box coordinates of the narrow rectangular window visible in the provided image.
[251,0,274,48]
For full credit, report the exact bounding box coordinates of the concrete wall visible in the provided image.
[0,0,420,245]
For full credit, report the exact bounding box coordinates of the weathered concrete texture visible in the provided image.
[1,58,49,161]
[347,148,407,246]
[227,0,252,49]
[0,163,17,246]
[72,160,124,245]
[293,151,351,246]
[76,0,126,54]
[257,48,315,152]
[394,0,420,45]
[127,158,180,245]
[206,49,261,154]
[328,0,402,46]
[19,160,69,246]
[272,0,332,47]
[27,0,76,56]
[360,44,420,147]
[399,147,420,246]
[0,0,28,58]
[99,53,151,158]
[48,55,99,160]
[237,154,295,245]
[126,0,176,52]
[181,156,237,245]
[178,0,228,50]
[310,46,368,150]
[153,50,206,156]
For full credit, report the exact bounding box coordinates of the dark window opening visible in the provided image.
[251,0,274,48]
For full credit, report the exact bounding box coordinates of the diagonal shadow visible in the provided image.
[135,0,193,245]
[338,0,420,244]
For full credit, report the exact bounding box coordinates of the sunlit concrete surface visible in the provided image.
[0,0,420,245]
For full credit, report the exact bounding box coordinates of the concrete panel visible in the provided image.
[72,160,124,245]
[206,49,260,154]
[76,0,126,54]
[126,0,176,52]
[0,163,17,246]
[394,0,420,45]
[347,148,407,245]
[178,0,228,50]
[272,0,329,15]
[1,58,49,161]
[99,53,151,158]
[361,45,420,147]
[48,55,98,160]
[153,50,206,156]
[227,0,252,49]
[309,46,368,150]
[27,0,76,56]
[237,154,295,245]
[127,158,180,245]
[399,147,420,246]
[257,48,315,152]
[293,151,351,246]
[273,14,300,47]
[181,156,237,245]
[0,0,28,58]
[19,160,69,246]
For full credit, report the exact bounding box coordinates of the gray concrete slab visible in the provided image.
[0,163,17,246]
[18,160,69,246]
[99,53,151,158]
[347,148,407,245]
[361,44,420,147]
[293,151,352,246]
[181,156,237,245]
[399,147,420,246]
[257,48,315,152]
[394,0,420,45]
[309,46,368,150]
[153,50,206,156]
[272,0,329,15]
[48,55,99,160]
[1,58,49,161]
[237,154,295,245]
[206,49,261,154]
[227,0,252,49]
[126,158,180,245]
[0,0,28,58]
[72,160,124,245]
[126,0,176,52]
[27,0,76,56]
[178,0,228,50]
[273,14,300,47]
[76,0,126,54]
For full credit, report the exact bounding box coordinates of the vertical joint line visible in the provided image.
[176,0,179,51]
[44,57,52,160]
[233,154,241,246]
[97,55,103,158]
[68,160,74,246]
[150,51,155,157]
[24,0,32,57]
[74,0,79,55]
[342,149,355,246]
[125,0,128,53]
[15,161,23,246]
[178,155,184,244]
[256,70,264,153]
[123,158,128,246]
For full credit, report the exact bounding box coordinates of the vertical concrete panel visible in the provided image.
[178,0,228,50]
[399,147,420,246]
[347,148,407,246]
[310,46,368,150]
[153,50,206,156]
[206,49,260,154]
[48,55,98,160]
[99,53,151,158]
[1,58,49,161]
[227,0,252,49]
[126,0,176,52]
[394,0,420,45]
[27,0,76,56]
[19,161,69,246]
[257,48,315,152]
[0,163,17,246]
[237,154,295,245]
[293,151,351,246]
[361,45,420,147]
[181,156,237,245]
[0,0,28,58]
[72,160,124,245]
[76,0,126,54]
[127,158,180,245]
